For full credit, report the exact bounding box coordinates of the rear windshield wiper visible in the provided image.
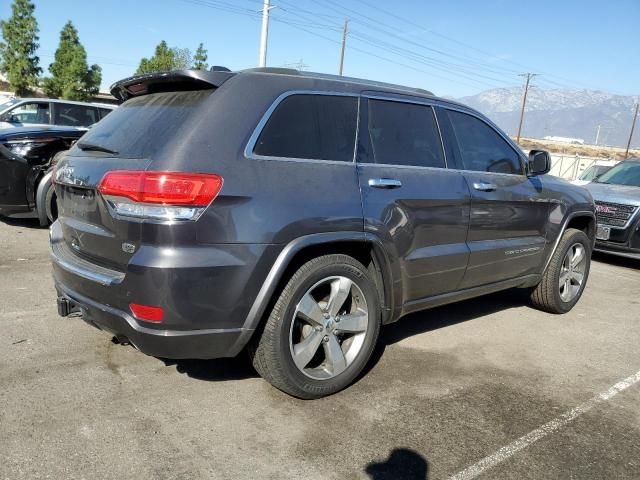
[77,142,119,155]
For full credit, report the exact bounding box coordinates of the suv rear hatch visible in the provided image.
[53,71,232,272]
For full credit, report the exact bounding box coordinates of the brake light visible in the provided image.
[130,303,164,323]
[98,171,223,220]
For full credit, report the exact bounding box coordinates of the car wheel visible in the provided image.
[530,228,591,314]
[45,184,57,223]
[250,254,381,399]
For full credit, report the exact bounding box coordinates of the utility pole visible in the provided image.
[594,124,601,145]
[516,73,538,144]
[258,0,271,68]
[338,18,349,76]
[625,103,639,158]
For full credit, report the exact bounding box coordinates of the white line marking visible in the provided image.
[449,369,640,480]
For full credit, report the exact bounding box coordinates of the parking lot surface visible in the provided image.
[1,217,639,480]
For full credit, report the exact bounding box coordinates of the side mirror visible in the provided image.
[528,150,551,176]
[0,113,10,122]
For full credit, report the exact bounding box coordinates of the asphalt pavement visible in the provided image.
[1,217,639,479]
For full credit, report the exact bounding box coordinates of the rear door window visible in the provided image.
[363,99,445,168]
[445,109,523,174]
[253,94,358,162]
[54,104,99,127]
[98,107,113,120]
[72,90,214,158]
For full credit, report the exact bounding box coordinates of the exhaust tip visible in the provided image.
[111,335,130,346]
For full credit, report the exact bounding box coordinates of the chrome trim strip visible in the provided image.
[51,250,124,286]
[244,90,360,164]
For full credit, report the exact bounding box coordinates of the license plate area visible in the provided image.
[596,224,611,241]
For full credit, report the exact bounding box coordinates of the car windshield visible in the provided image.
[0,98,19,112]
[595,161,640,187]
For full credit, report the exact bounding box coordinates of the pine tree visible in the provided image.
[193,43,208,70]
[43,21,102,101]
[0,0,41,96]
[136,41,193,74]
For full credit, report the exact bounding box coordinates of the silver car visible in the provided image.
[584,159,640,259]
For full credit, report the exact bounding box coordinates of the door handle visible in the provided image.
[368,178,402,189]
[472,182,497,192]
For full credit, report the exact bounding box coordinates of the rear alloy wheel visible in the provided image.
[531,228,591,314]
[251,254,380,399]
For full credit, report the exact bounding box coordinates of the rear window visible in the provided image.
[75,90,213,158]
[253,94,358,162]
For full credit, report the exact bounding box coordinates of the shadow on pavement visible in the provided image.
[365,448,429,480]
[161,353,258,382]
[381,287,529,346]
[166,288,529,384]
[0,215,42,229]
[592,251,640,270]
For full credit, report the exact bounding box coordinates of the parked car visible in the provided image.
[0,126,84,225]
[570,164,613,186]
[583,159,640,259]
[51,68,596,398]
[0,98,114,130]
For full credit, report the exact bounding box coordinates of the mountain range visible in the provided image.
[458,87,640,148]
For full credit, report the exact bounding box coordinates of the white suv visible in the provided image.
[0,98,115,130]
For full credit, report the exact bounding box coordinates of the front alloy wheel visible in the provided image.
[530,227,592,314]
[559,243,586,302]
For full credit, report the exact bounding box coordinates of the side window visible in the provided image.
[446,109,523,174]
[7,102,50,124]
[253,94,358,162]
[98,108,113,120]
[364,99,445,168]
[54,104,99,127]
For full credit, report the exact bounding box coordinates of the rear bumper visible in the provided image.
[56,283,249,359]
[49,220,281,359]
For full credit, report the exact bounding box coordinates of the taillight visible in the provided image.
[130,303,164,323]
[98,171,223,221]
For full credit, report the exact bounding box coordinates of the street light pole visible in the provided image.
[258,0,271,67]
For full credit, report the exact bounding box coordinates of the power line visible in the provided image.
[271,1,517,89]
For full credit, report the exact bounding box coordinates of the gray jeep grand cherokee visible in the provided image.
[51,68,596,398]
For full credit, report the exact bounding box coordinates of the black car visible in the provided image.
[0,126,84,225]
[51,68,596,398]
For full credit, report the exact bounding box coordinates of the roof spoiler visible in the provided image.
[110,69,235,102]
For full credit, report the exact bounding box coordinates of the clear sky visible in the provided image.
[2,0,638,98]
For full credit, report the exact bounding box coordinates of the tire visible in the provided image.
[530,228,591,314]
[45,183,57,224]
[250,254,381,399]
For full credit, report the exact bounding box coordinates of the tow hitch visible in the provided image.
[57,296,80,317]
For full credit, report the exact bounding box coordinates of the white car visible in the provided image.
[570,164,614,186]
[0,98,115,130]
